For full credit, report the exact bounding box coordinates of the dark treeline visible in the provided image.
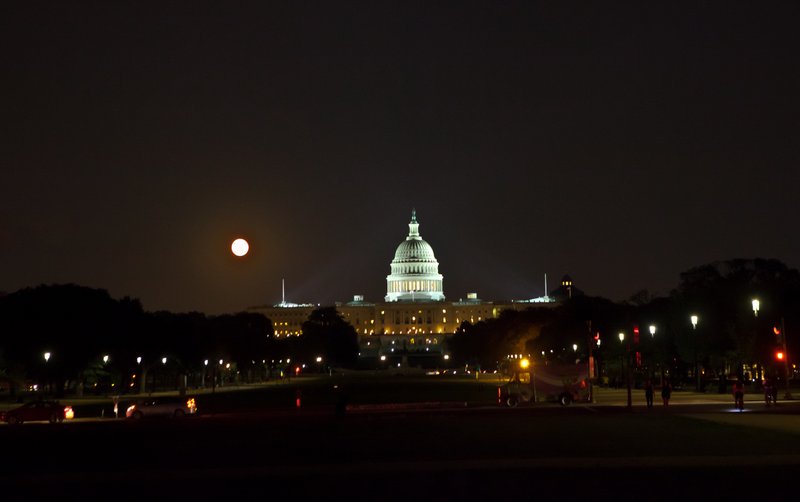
[0,285,357,398]
[2,258,798,397]
[449,259,800,389]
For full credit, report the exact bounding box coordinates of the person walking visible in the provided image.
[661,379,672,407]
[644,379,654,408]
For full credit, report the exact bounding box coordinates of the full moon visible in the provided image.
[231,238,249,257]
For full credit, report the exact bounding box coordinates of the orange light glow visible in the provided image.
[776,351,785,360]
[64,407,75,420]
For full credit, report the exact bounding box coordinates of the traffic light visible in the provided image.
[594,332,601,347]
[774,326,783,343]
[776,351,785,361]
[633,326,640,345]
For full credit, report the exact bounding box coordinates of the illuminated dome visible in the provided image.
[393,238,436,262]
[385,210,445,302]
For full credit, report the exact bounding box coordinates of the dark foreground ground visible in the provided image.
[3,400,800,501]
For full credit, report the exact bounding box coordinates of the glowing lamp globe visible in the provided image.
[231,238,249,257]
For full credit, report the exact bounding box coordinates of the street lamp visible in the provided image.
[161,357,167,365]
[648,325,658,380]
[43,351,52,394]
[618,333,631,408]
[690,315,699,391]
[750,300,759,384]
[572,343,578,353]
[136,356,142,365]
[103,355,109,364]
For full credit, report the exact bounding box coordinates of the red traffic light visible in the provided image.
[776,351,785,361]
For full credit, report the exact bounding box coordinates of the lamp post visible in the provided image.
[690,315,699,391]
[619,332,631,408]
[136,357,147,394]
[43,352,51,394]
[648,325,656,379]
[752,299,761,384]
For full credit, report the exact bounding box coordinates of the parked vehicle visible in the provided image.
[126,396,197,419]
[498,361,590,407]
[1,401,75,424]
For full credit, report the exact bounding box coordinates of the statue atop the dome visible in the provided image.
[407,209,421,240]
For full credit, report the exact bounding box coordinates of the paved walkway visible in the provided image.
[594,387,800,436]
[594,387,797,406]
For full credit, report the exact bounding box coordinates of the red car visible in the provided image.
[0,401,75,424]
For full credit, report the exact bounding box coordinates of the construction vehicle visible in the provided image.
[498,358,590,407]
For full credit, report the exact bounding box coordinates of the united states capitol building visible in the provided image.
[250,211,574,356]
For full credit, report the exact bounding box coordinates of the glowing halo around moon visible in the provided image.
[231,238,249,257]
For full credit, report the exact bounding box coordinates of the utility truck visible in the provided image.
[498,358,590,407]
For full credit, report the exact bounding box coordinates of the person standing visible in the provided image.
[661,380,672,407]
[763,378,776,406]
[644,379,654,408]
[733,378,745,411]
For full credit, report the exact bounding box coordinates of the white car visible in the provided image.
[126,396,197,419]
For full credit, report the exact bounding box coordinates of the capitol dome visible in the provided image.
[393,238,437,262]
[385,210,445,302]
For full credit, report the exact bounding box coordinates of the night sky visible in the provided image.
[3,2,799,314]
